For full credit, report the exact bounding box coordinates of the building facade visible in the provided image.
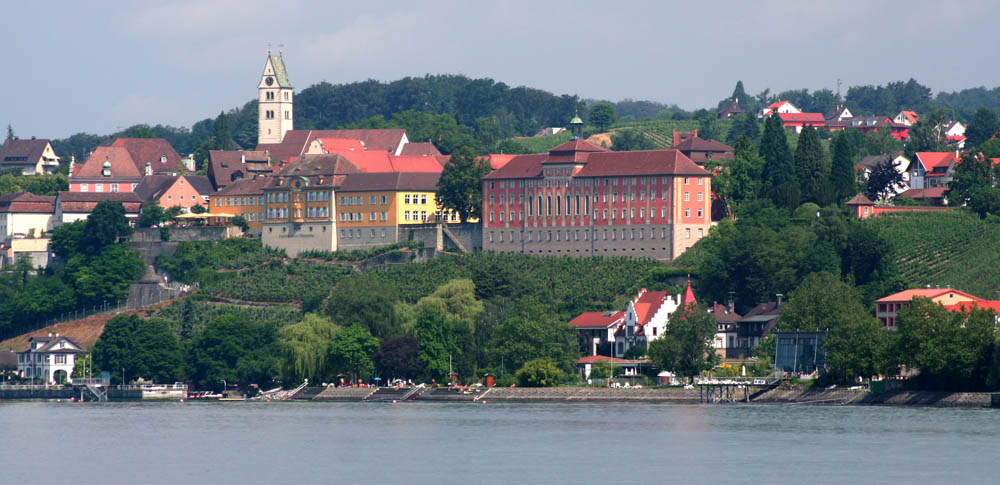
[481,139,712,260]
[17,335,83,384]
[0,138,60,175]
[257,54,294,146]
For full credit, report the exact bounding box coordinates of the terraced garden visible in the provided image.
[868,211,1000,297]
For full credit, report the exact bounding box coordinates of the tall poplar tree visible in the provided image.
[830,131,857,202]
[794,125,830,204]
[759,114,799,208]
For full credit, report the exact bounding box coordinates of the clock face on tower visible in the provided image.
[265,76,274,86]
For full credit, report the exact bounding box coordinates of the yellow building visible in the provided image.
[336,172,459,250]
[209,175,272,234]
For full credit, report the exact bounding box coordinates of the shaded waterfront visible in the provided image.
[1,401,996,484]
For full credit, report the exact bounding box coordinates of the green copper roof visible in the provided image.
[268,55,292,89]
[570,116,583,124]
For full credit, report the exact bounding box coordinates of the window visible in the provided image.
[630,207,635,219]
[684,192,689,201]
[685,228,691,239]
[110,183,119,192]
[96,184,104,193]
[81,183,89,192]
[527,197,533,216]
[697,209,703,218]
[684,177,690,185]
[381,195,387,204]
[698,228,704,238]
[406,194,412,204]
[661,207,667,218]
[698,178,703,186]
[488,211,493,223]
[421,195,427,205]
[697,192,703,202]
[405,211,411,221]
[499,211,504,222]
[685,208,690,217]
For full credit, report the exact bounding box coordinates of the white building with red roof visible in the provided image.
[759,100,801,117]
[481,130,712,260]
[569,282,697,359]
[909,151,959,189]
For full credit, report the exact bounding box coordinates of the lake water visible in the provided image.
[1,400,996,484]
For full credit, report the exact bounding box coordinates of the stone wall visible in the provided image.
[130,226,240,243]
[402,223,480,252]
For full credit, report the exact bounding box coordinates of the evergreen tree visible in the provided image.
[794,125,830,204]
[731,81,748,103]
[965,107,999,148]
[830,131,857,202]
[759,114,799,208]
[213,112,234,151]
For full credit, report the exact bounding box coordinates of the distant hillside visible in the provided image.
[867,211,1000,297]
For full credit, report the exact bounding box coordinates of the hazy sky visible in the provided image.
[4,0,997,139]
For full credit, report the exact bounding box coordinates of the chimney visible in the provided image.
[145,162,152,176]
[241,153,246,164]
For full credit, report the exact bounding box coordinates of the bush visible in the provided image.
[516,358,563,387]
[159,226,170,242]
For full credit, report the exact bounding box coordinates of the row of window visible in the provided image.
[404,194,428,205]
[340,194,387,206]
[490,175,705,190]
[489,205,704,223]
[490,189,704,207]
[263,91,290,101]
[341,228,390,239]
[267,192,290,203]
[263,110,291,120]
[488,226,704,243]
[217,196,265,207]
[79,183,136,193]
[404,211,428,222]
[340,211,386,222]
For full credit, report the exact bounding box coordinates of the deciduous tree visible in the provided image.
[436,146,492,222]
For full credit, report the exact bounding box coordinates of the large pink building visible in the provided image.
[481,138,712,260]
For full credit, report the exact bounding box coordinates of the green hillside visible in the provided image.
[867,211,1000,297]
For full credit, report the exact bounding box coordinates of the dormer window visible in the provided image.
[160,155,167,164]
[102,160,111,177]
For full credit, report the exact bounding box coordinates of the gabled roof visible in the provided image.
[208,150,273,189]
[576,355,646,365]
[0,192,56,213]
[845,193,874,205]
[338,172,441,192]
[856,153,905,170]
[214,175,273,196]
[942,301,1000,313]
[275,153,362,178]
[485,154,517,170]
[671,136,734,153]
[897,110,920,124]
[711,302,742,324]
[877,288,983,304]
[633,290,671,326]
[915,152,957,172]
[25,335,84,353]
[315,137,365,153]
[576,150,710,177]
[681,280,697,307]
[898,187,948,199]
[390,155,444,173]
[778,113,825,124]
[825,106,852,121]
[110,138,183,174]
[265,55,292,88]
[134,175,176,201]
[74,146,141,179]
[0,138,54,166]
[719,99,745,117]
[398,142,442,156]
[568,311,624,329]
[741,302,781,320]
[57,191,143,213]
[256,129,407,160]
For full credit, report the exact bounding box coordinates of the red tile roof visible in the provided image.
[681,279,697,307]
[256,129,407,161]
[314,137,366,152]
[398,142,442,156]
[778,112,825,124]
[711,302,742,323]
[0,192,55,213]
[390,155,444,173]
[634,290,670,326]
[576,150,710,177]
[915,152,958,172]
[943,301,1000,313]
[898,187,948,199]
[336,150,395,172]
[671,137,734,153]
[338,172,441,192]
[110,138,183,174]
[576,355,646,365]
[486,154,517,170]
[876,288,983,304]
[845,193,874,205]
[73,146,141,179]
[568,311,624,329]
[57,191,143,213]
[214,175,273,196]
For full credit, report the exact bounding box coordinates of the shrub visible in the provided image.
[516,358,563,387]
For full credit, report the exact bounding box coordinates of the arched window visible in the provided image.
[547,196,552,216]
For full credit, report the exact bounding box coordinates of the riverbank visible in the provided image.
[753,387,1000,408]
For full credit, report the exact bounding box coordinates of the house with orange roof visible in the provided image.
[909,151,959,190]
[777,112,826,133]
[893,110,920,126]
[875,288,985,327]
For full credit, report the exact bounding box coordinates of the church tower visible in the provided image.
[257,52,294,147]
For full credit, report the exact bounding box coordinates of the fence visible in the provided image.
[0,285,192,342]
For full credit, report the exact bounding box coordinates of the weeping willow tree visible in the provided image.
[280,314,340,385]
